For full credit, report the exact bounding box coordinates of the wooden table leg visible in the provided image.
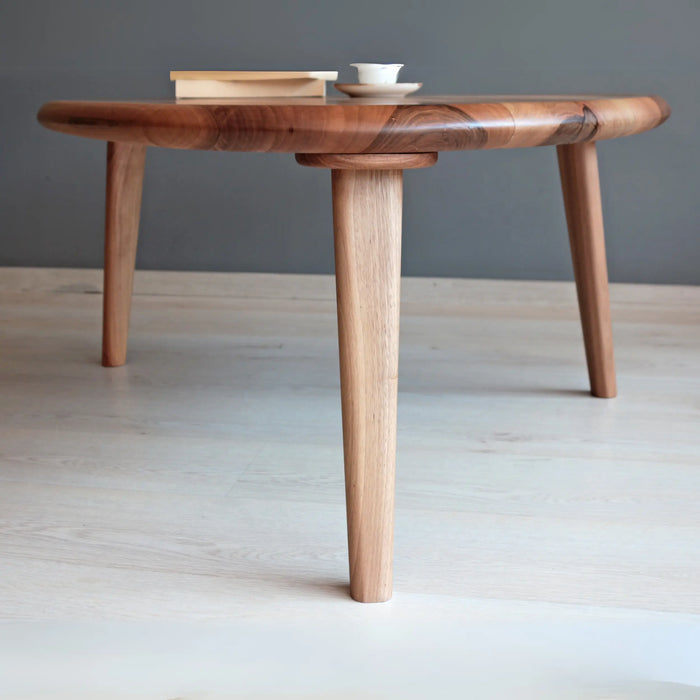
[557,142,617,398]
[297,153,437,602]
[333,166,402,603]
[103,141,147,367]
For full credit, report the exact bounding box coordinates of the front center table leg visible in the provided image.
[297,153,437,602]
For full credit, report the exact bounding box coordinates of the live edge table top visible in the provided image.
[38,94,670,154]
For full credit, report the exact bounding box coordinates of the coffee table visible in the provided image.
[37,94,670,602]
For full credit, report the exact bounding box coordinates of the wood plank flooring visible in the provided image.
[1,268,699,698]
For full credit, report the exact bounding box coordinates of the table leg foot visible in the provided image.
[102,142,146,367]
[557,142,617,398]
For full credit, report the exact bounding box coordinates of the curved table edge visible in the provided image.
[37,95,671,153]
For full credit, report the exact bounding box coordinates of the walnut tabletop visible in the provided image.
[36,90,670,603]
[37,94,669,153]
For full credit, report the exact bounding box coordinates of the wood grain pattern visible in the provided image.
[332,168,403,602]
[557,142,616,398]
[102,142,146,367]
[296,152,437,170]
[37,95,670,154]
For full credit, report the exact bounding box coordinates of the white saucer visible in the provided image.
[334,82,422,98]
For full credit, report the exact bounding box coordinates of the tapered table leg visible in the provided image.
[557,142,617,398]
[103,141,147,367]
[332,167,402,603]
[297,152,437,602]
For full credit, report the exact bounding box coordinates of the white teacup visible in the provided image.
[350,63,403,85]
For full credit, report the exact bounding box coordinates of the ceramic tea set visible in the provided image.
[335,63,422,98]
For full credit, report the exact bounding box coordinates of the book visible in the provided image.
[170,71,338,98]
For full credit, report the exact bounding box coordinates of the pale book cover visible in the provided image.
[170,71,338,98]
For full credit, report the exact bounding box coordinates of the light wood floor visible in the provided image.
[1,268,699,699]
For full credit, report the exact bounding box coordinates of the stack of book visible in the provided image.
[171,71,338,98]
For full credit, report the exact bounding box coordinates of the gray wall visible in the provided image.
[1,0,698,284]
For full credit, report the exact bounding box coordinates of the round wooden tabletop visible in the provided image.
[37,95,670,154]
